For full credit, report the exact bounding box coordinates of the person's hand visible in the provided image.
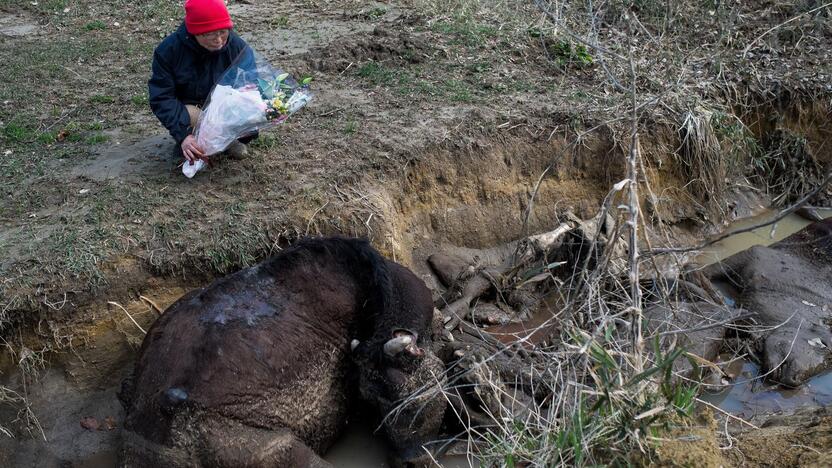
[181,135,205,164]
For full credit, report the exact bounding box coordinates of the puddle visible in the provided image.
[0,366,124,468]
[701,361,832,419]
[485,294,562,346]
[696,208,832,264]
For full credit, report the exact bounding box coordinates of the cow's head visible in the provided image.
[352,328,448,467]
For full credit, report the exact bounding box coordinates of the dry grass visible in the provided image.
[677,109,727,220]
[756,128,825,206]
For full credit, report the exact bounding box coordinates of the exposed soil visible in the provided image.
[649,407,832,467]
[2,0,832,465]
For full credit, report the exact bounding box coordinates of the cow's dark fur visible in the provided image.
[119,237,446,467]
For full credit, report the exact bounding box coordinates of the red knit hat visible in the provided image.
[185,0,233,35]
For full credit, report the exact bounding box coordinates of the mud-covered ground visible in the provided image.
[649,407,832,467]
[2,0,832,465]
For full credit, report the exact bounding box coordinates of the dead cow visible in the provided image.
[118,237,447,467]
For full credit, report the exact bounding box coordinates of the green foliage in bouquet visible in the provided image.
[257,74,313,122]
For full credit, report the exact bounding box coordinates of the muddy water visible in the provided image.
[697,208,832,418]
[484,294,562,346]
[695,208,832,264]
[702,361,832,419]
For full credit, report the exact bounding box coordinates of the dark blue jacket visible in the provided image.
[148,23,250,144]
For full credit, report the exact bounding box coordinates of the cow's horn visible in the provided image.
[384,335,413,356]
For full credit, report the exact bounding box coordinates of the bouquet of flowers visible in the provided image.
[186,48,312,176]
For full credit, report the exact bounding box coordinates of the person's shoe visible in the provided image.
[226,141,248,160]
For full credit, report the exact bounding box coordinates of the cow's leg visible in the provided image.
[199,418,333,468]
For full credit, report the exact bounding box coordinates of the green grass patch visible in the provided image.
[357,61,397,85]
[85,133,109,144]
[269,15,290,28]
[1,119,39,143]
[361,6,387,19]
[42,0,68,10]
[357,62,422,96]
[432,20,499,47]
[547,39,594,67]
[137,0,180,21]
[36,131,59,144]
[465,61,492,74]
[200,223,267,274]
[443,79,474,102]
[90,94,116,104]
[343,120,358,134]
[249,133,281,152]
[224,201,246,217]
[479,329,699,466]
[83,20,108,31]
[45,227,108,284]
[409,80,440,96]
[710,111,760,177]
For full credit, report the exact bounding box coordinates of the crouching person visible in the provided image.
[149,0,257,165]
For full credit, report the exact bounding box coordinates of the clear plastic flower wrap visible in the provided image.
[193,48,312,157]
